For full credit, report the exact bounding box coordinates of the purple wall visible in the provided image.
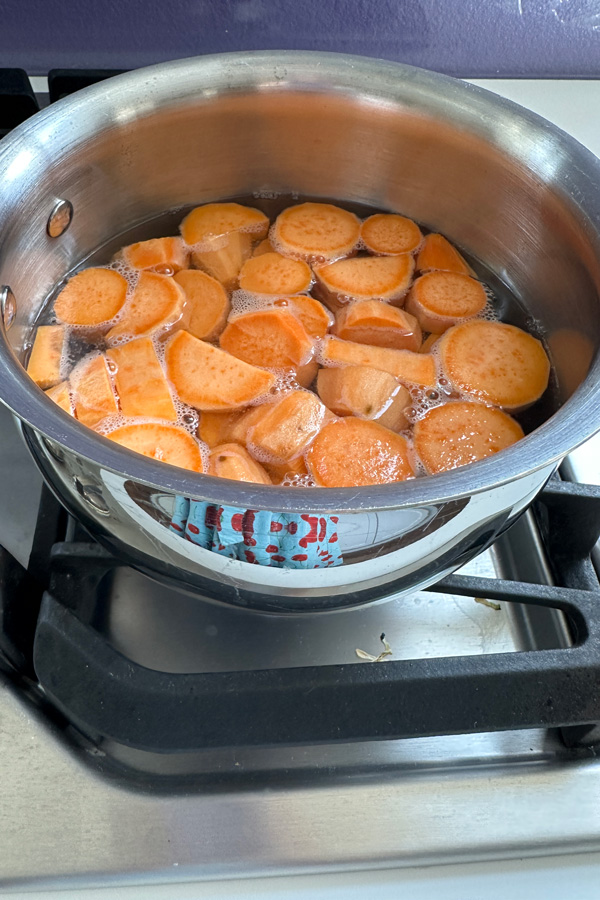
[2,0,600,77]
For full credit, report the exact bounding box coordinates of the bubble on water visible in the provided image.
[252,190,281,200]
[281,473,316,488]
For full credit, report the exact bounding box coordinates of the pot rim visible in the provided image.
[0,51,599,513]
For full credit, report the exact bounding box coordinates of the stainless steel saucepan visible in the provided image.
[0,52,598,613]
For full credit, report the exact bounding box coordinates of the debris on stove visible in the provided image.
[355,632,393,662]
[475,597,501,611]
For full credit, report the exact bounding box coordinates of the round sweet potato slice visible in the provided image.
[305,417,415,487]
[439,320,550,410]
[413,401,524,473]
[272,202,360,262]
[405,271,486,334]
[54,268,128,327]
[360,214,423,255]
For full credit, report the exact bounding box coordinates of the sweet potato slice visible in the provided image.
[191,231,253,290]
[419,333,440,354]
[45,381,73,416]
[181,203,269,289]
[274,295,333,338]
[54,268,128,327]
[263,455,309,485]
[70,354,118,427]
[416,233,472,276]
[317,366,411,431]
[238,252,312,295]
[413,401,524,474]
[106,337,177,421]
[180,203,270,245]
[107,422,204,472]
[173,269,230,342]
[292,359,320,388]
[209,442,272,484]
[220,308,314,368]
[314,255,414,311]
[333,300,422,351]
[252,238,275,257]
[321,337,437,388]
[439,320,550,410]
[198,405,266,448]
[405,271,486,334]
[26,325,65,389]
[247,390,327,463]
[360,214,423,256]
[305,417,414,487]
[121,237,189,274]
[272,202,360,263]
[106,272,184,342]
[164,330,276,410]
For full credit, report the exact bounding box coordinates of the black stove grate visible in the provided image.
[0,477,598,753]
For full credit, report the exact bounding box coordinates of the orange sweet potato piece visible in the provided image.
[106,272,184,342]
[292,359,320,388]
[173,269,231,342]
[333,300,422,351]
[45,381,74,416]
[180,203,270,245]
[246,390,327,463]
[416,233,472,276]
[70,354,118,427]
[360,214,423,256]
[274,295,333,338]
[209,442,272,484]
[220,308,314,368]
[413,401,524,474]
[314,255,414,311]
[180,203,269,289]
[191,231,253,290]
[272,202,360,263]
[106,337,177,421]
[439,320,550,410]
[305,418,414,487]
[26,325,65,389]
[419,333,440,354]
[317,366,411,431]
[121,237,189,274]
[164,330,276,410]
[321,336,437,388]
[198,405,266,448]
[54,268,128,327]
[405,271,486,334]
[252,238,275,257]
[107,422,204,472]
[238,252,312,295]
[263,455,309,485]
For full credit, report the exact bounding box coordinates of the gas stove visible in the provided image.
[1,70,600,895]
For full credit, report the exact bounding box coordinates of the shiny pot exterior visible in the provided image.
[0,53,599,613]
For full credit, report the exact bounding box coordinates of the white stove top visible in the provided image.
[3,79,600,900]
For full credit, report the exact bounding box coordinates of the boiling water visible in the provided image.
[31,194,559,476]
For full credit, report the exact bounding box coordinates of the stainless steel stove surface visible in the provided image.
[1,77,600,897]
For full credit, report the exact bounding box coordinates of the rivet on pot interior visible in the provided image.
[0,286,16,331]
[47,199,73,238]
